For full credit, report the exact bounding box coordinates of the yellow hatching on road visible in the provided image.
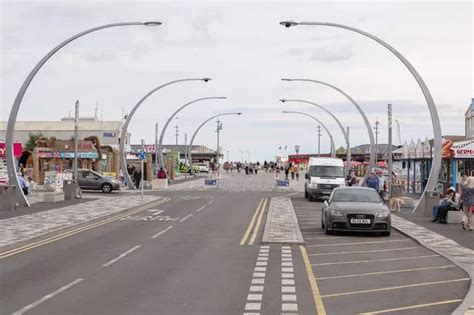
[240,198,266,246]
[300,245,326,315]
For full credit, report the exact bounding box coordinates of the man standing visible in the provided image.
[366,171,379,191]
[378,171,386,200]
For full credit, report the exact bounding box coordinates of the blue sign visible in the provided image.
[136,151,146,160]
[276,179,289,187]
[204,179,217,186]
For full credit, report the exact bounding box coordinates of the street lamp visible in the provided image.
[6,21,162,207]
[280,99,350,175]
[158,96,227,181]
[188,112,242,177]
[279,20,442,214]
[281,78,375,184]
[282,110,336,158]
[120,78,212,190]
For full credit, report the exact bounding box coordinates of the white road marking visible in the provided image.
[307,239,410,247]
[102,245,141,267]
[254,267,267,272]
[282,294,297,301]
[282,286,296,293]
[195,205,207,212]
[151,226,173,239]
[247,294,263,301]
[312,255,440,266]
[178,213,193,223]
[282,279,295,285]
[282,257,293,261]
[282,273,294,278]
[252,278,265,284]
[256,261,267,266]
[308,247,419,256]
[12,278,84,315]
[249,286,264,292]
[282,303,298,311]
[257,257,268,261]
[245,302,261,310]
[282,267,294,273]
[282,262,293,267]
[258,253,269,257]
[253,272,266,278]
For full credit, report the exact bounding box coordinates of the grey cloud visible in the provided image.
[307,45,355,62]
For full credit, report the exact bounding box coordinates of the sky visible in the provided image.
[1,0,473,162]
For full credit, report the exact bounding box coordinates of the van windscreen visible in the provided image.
[309,165,344,178]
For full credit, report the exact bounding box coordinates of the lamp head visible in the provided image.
[201,77,212,82]
[217,96,227,99]
[143,21,162,26]
[237,112,243,115]
[281,78,292,81]
[279,99,286,103]
[282,110,289,113]
[280,20,299,28]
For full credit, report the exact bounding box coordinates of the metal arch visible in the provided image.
[283,99,351,176]
[158,97,227,179]
[284,79,375,185]
[285,21,442,214]
[282,111,336,157]
[6,22,158,207]
[188,112,242,177]
[120,79,208,190]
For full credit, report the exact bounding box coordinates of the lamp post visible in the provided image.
[120,78,211,190]
[279,20,442,214]
[282,110,336,157]
[280,99,350,174]
[6,21,162,207]
[188,112,242,177]
[245,150,251,163]
[158,97,227,179]
[281,78,375,184]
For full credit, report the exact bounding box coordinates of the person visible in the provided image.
[461,174,474,230]
[285,165,290,180]
[378,171,386,200]
[290,164,296,180]
[366,171,379,191]
[295,166,300,181]
[432,187,460,224]
[157,167,166,179]
[245,164,249,175]
[134,169,142,188]
[17,173,28,195]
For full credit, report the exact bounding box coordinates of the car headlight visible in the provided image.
[330,209,343,217]
[377,210,391,218]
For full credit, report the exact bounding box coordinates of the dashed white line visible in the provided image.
[179,213,193,223]
[102,245,141,267]
[152,226,173,239]
[12,278,84,315]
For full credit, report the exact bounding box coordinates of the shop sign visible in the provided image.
[452,140,474,159]
[144,144,156,153]
[38,151,98,159]
[0,140,23,158]
[103,132,117,138]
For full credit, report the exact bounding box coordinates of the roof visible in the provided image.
[351,144,399,155]
[0,120,122,132]
[465,98,474,116]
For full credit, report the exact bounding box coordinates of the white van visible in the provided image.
[304,157,346,201]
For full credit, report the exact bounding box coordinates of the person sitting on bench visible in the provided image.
[432,187,460,224]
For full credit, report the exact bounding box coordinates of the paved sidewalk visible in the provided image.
[262,197,304,244]
[392,214,474,315]
[0,195,161,249]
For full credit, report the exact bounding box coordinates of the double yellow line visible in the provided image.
[0,198,169,260]
[240,197,268,246]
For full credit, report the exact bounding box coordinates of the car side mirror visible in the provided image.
[305,173,309,180]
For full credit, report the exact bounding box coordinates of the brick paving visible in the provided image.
[262,197,304,244]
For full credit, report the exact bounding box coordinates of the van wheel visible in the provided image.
[102,183,112,193]
[308,195,313,202]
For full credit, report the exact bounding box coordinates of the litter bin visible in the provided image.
[424,190,440,218]
[0,185,17,211]
[63,180,76,200]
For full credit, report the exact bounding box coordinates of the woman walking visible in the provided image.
[461,174,474,231]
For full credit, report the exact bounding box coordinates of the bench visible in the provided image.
[447,210,463,224]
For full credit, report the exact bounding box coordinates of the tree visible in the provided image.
[25,132,44,151]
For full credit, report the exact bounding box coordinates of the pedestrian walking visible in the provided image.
[17,173,28,195]
[245,164,249,175]
[461,174,474,230]
[295,166,300,181]
[285,165,290,180]
[290,164,296,180]
[134,169,142,188]
[377,171,386,201]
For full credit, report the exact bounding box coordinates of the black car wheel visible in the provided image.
[102,183,112,193]
[304,188,308,199]
[381,230,391,237]
[321,217,325,229]
[324,219,332,235]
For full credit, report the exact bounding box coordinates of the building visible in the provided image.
[0,117,126,146]
[465,98,474,138]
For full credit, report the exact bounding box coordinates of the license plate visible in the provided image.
[322,190,332,194]
[350,219,371,224]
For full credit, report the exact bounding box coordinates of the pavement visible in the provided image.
[0,171,473,315]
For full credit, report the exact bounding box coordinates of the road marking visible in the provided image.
[240,198,264,245]
[321,278,470,298]
[249,198,268,245]
[307,239,410,247]
[0,198,169,260]
[12,278,84,315]
[102,245,141,267]
[358,299,464,314]
[196,196,215,212]
[300,245,326,315]
[309,247,419,256]
[151,226,173,239]
[312,254,439,266]
[316,265,455,280]
[179,213,193,223]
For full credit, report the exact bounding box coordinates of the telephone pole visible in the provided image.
[374,119,380,162]
[216,119,223,166]
[317,125,322,157]
[175,124,179,146]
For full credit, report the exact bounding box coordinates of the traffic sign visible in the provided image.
[136,151,146,160]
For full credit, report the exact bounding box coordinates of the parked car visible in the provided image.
[196,163,210,173]
[321,187,391,236]
[67,169,120,193]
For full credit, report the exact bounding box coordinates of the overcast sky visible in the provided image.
[1,0,473,162]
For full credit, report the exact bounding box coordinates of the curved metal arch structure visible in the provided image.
[282,78,375,185]
[6,21,162,206]
[158,96,227,179]
[281,111,336,157]
[188,112,242,177]
[280,21,442,214]
[281,99,351,176]
[120,78,211,190]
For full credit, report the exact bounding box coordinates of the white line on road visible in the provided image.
[152,226,173,239]
[312,255,439,266]
[12,278,84,315]
[308,247,419,256]
[179,213,193,223]
[195,206,207,212]
[102,245,141,267]
[307,239,410,247]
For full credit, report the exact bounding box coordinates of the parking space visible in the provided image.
[291,196,470,315]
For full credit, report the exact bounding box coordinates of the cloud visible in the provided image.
[307,45,355,62]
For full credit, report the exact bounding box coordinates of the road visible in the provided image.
[0,173,470,315]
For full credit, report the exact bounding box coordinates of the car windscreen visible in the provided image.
[309,165,344,178]
[332,189,382,203]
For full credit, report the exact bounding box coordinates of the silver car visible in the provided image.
[321,187,391,236]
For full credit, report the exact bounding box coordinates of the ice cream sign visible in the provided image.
[452,140,474,158]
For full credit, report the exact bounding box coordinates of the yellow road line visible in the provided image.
[300,245,326,315]
[359,299,463,314]
[240,198,264,245]
[0,198,169,259]
[248,198,267,245]
[321,278,470,298]
[312,255,439,266]
[316,265,454,280]
[309,247,418,256]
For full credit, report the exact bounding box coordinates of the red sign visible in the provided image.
[0,141,23,158]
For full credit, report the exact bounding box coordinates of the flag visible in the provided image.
[284,145,287,150]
